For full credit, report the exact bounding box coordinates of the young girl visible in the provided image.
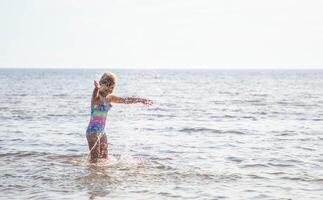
[86,72,153,163]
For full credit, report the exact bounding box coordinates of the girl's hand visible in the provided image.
[142,99,153,106]
[94,80,100,89]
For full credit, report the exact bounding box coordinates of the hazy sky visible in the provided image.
[1,0,322,68]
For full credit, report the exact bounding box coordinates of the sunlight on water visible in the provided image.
[1,69,323,199]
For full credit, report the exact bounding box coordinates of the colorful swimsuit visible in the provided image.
[86,100,112,134]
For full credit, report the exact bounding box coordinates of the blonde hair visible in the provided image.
[99,72,117,94]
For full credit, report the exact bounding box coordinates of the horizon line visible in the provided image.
[0,66,323,70]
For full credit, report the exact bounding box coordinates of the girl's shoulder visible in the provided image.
[105,94,114,103]
[104,95,113,109]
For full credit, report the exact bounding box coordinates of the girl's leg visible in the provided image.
[99,133,108,159]
[86,132,100,163]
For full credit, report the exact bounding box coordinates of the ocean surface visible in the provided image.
[0,69,323,200]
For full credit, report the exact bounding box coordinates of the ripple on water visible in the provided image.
[0,150,50,158]
[178,127,247,135]
[178,127,222,134]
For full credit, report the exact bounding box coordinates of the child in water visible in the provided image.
[86,72,153,163]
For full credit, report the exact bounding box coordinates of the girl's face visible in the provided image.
[99,83,114,96]
[100,84,110,96]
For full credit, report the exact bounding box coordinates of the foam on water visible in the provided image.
[67,154,150,168]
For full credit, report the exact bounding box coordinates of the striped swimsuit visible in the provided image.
[86,100,112,134]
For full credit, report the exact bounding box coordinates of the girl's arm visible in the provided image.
[106,95,153,105]
[92,80,100,101]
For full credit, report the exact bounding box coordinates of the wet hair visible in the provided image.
[99,72,117,94]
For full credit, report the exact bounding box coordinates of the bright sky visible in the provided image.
[0,0,322,68]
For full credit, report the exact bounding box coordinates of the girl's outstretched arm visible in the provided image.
[106,95,153,105]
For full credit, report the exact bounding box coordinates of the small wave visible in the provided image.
[157,192,181,198]
[223,130,246,135]
[139,127,175,132]
[266,171,286,175]
[274,131,297,136]
[242,116,257,120]
[224,114,236,118]
[245,99,263,103]
[240,164,269,168]
[64,154,149,169]
[47,114,71,117]
[8,138,24,141]
[52,94,68,97]
[178,128,246,135]
[159,168,241,183]
[226,156,244,163]
[1,151,50,158]
[0,106,9,110]
[149,107,169,111]
[252,94,268,97]
[276,101,289,105]
[251,111,267,115]
[210,100,225,104]
[178,128,222,134]
[280,176,323,182]
[247,174,270,180]
[267,163,294,167]
[294,103,316,107]
[13,115,34,120]
[150,114,176,118]
[296,146,315,151]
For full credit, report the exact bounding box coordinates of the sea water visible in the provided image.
[0,69,323,199]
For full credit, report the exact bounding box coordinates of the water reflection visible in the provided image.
[75,161,117,200]
[75,156,148,200]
